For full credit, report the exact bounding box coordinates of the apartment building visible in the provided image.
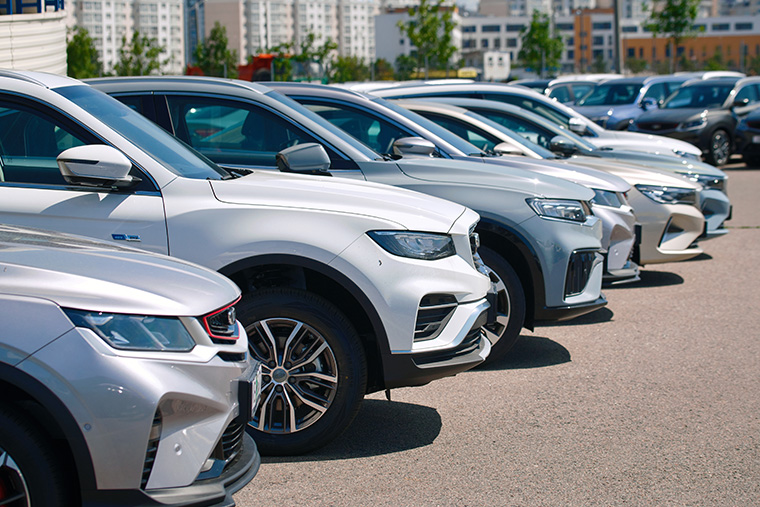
[67,0,184,74]
[0,0,67,74]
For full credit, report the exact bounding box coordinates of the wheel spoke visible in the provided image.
[280,321,304,364]
[286,383,330,413]
[254,320,278,364]
[290,371,338,384]
[290,341,329,370]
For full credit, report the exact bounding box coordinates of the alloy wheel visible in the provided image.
[248,318,339,434]
[482,266,511,346]
[711,130,730,166]
[0,448,31,507]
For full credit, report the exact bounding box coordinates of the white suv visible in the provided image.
[0,71,492,455]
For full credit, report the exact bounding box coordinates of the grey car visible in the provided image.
[0,224,261,506]
[572,75,689,130]
[267,81,639,284]
[89,76,608,363]
[630,76,760,166]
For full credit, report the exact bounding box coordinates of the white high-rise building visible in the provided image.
[68,0,184,74]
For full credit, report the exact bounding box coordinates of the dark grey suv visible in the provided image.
[630,77,760,166]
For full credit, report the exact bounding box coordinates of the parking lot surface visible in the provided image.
[235,166,759,507]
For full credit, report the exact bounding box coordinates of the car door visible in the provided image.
[0,96,168,254]
[733,84,760,118]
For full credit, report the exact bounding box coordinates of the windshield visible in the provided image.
[379,98,485,156]
[266,90,380,160]
[662,84,733,109]
[55,85,229,180]
[577,83,640,106]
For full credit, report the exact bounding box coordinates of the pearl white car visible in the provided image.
[0,224,262,506]
[0,71,492,456]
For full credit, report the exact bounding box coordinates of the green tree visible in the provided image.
[67,27,102,78]
[591,53,607,73]
[394,54,417,80]
[113,31,166,76]
[397,0,458,78]
[644,0,700,73]
[293,33,338,81]
[193,22,238,78]
[625,57,649,74]
[374,58,395,80]
[518,10,563,78]
[332,56,370,83]
[747,54,760,76]
[703,47,726,70]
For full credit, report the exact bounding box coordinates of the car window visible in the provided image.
[470,109,554,149]
[662,84,734,109]
[577,83,638,106]
[643,83,668,103]
[548,85,572,104]
[415,112,499,152]
[164,96,320,168]
[735,84,759,104]
[571,83,595,102]
[299,100,411,155]
[482,93,572,128]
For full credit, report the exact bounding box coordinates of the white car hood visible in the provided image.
[210,170,468,233]
[566,157,703,189]
[591,130,702,158]
[0,225,240,316]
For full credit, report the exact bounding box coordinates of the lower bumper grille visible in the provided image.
[141,412,162,489]
[565,250,596,297]
[414,325,484,366]
[220,421,245,464]
[414,294,457,342]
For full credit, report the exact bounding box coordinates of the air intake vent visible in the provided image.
[565,250,596,297]
[415,294,457,342]
[141,411,162,489]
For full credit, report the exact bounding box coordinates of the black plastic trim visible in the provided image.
[535,295,607,322]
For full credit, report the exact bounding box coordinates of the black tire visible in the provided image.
[706,129,731,167]
[238,288,367,456]
[478,247,527,364]
[0,405,72,506]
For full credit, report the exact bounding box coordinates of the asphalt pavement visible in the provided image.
[235,165,760,507]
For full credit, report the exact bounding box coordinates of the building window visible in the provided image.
[593,36,604,46]
[506,24,525,32]
[621,26,637,33]
[736,22,753,30]
[556,23,573,31]
[482,24,501,32]
[507,38,517,48]
[566,36,574,45]
[481,39,489,48]
[494,38,501,48]
[462,26,476,33]
[712,23,730,31]
[593,49,603,58]
[627,48,635,58]
[463,39,476,49]
[567,49,574,59]
[592,22,611,30]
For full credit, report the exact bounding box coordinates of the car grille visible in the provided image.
[141,412,162,489]
[413,325,484,366]
[636,121,678,132]
[565,250,596,297]
[415,294,457,342]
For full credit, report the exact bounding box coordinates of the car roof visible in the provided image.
[86,75,272,95]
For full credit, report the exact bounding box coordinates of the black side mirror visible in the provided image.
[549,136,579,157]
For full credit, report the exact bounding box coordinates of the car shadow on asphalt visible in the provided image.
[261,399,442,463]
[475,334,571,371]
[684,253,713,261]
[607,270,685,288]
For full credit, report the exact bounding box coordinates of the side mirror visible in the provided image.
[568,117,588,135]
[493,142,525,156]
[57,145,138,188]
[276,143,332,176]
[641,97,658,110]
[549,136,579,157]
[732,98,750,109]
[392,137,437,157]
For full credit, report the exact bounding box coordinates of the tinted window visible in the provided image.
[164,95,320,168]
[642,83,668,103]
[662,84,734,109]
[482,93,572,128]
[417,112,499,152]
[577,83,639,106]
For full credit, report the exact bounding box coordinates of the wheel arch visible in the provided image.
[218,254,390,392]
[476,219,545,330]
[0,363,94,499]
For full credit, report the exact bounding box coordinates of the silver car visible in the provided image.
[89,76,607,364]
[0,224,261,506]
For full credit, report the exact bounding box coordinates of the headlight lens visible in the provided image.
[527,198,589,222]
[65,310,196,351]
[635,184,698,205]
[678,117,707,131]
[676,172,726,191]
[368,231,456,260]
[591,189,624,208]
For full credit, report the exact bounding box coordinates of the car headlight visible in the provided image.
[367,231,456,260]
[65,309,196,351]
[635,184,698,206]
[527,198,590,222]
[676,172,726,191]
[591,189,624,208]
[678,117,707,131]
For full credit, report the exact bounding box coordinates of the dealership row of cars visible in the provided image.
[0,71,735,506]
